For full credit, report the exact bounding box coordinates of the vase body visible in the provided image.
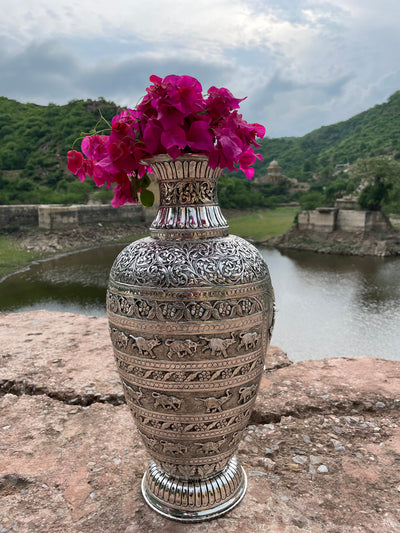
[107,155,274,521]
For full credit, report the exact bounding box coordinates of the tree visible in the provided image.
[350,157,399,211]
[299,191,325,210]
[324,177,350,204]
[358,181,391,211]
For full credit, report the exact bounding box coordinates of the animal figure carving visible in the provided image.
[111,328,129,349]
[165,339,199,359]
[238,332,260,350]
[195,438,225,454]
[141,433,158,450]
[152,392,182,411]
[122,380,143,405]
[196,390,232,413]
[238,384,257,404]
[129,335,161,358]
[160,440,187,455]
[200,333,236,357]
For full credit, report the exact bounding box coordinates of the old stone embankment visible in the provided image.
[7,222,149,256]
[268,205,400,256]
[271,226,400,256]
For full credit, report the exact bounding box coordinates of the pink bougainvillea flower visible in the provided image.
[143,118,163,155]
[208,142,236,172]
[227,112,266,149]
[169,75,204,116]
[238,148,263,179]
[206,86,246,121]
[160,124,187,152]
[81,134,109,160]
[250,122,266,140]
[111,182,134,207]
[91,161,116,188]
[148,74,162,85]
[107,136,140,174]
[108,140,130,165]
[156,103,184,131]
[68,74,266,206]
[186,120,214,153]
[67,150,87,181]
[148,74,204,117]
[214,126,243,162]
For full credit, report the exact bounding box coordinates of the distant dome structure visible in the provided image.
[267,160,282,182]
[266,160,288,184]
[254,159,287,185]
[254,159,311,193]
[268,160,280,169]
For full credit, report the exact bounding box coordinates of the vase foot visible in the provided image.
[141,455,247,522]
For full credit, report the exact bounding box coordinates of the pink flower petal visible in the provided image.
[161,125,187,151]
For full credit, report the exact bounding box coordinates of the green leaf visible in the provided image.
[140,188,154,207]
[140,173,151,189]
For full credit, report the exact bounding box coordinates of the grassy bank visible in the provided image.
[227,206,299,241]
[0,207,298,278]
[0,236,43,278]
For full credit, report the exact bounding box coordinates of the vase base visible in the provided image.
[141,455,247,522]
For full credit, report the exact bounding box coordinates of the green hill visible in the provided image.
[0,91,400,210]
[0,97,119,205]
[255,90,400,181]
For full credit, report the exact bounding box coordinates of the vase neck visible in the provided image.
[147,156,229,240]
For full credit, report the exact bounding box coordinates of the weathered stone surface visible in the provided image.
[0,311,124,405]
[254,356,400,423]
[0,311,288,404]
[1,310,400,532]
[264,345,292,371]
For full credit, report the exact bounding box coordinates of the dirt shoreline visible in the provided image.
[7,222,150,256]
[4,217,400,268]
[260,227,400,257]
[3,208,252,257]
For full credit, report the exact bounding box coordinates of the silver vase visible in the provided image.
[107,154,274,521]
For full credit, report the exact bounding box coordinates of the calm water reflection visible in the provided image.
[1,244,399,362]
[259,248,400,362]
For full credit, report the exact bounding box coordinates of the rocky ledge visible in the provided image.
[8,223,149,256]
[1,310,399,532]
[270,227,400,256]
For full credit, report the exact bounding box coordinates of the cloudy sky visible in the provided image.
[1,0,399,137]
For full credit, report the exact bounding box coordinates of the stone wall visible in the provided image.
[38,204,145,230]
[0,204,145,230]
[298,207,391,233]
[336,209,367,232]
[297,208,337,232]
[0,205,38,228]
[365,210,390,232]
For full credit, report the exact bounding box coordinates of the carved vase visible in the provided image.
[107,154,274,521]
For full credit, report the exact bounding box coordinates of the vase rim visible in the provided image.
[141,154,211,165]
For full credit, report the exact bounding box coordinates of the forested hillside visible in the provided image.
[254,90,400,181]
[0,92,399,212]
[0,97,119,205]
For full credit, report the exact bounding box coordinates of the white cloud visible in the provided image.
[0,1,269,47]
[0,0,399,136]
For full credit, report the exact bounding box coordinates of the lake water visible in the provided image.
[1,243,399,363]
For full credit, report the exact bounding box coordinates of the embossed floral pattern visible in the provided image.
[107,292,266,322]
[110,236,269,288]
